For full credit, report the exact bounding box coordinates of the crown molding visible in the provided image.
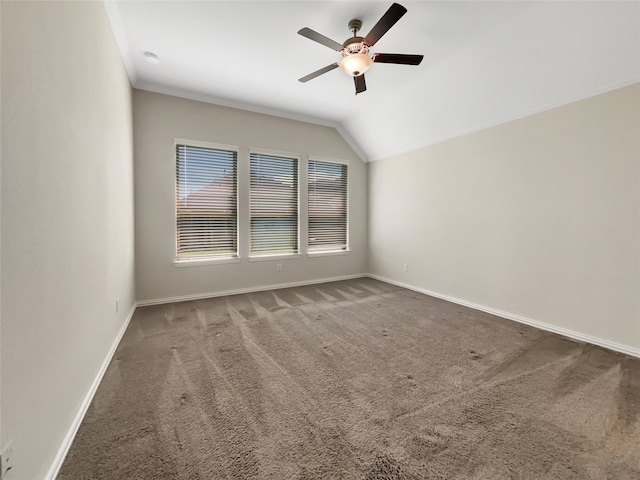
[102,0,137,84]
[367,77,640,162]
[134,81,369,163]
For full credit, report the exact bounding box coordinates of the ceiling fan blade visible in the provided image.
[354,74,367,95]
[298,63,340,83]
[374,53,424,65]
[364,3,407,47]
[298,27,343,51]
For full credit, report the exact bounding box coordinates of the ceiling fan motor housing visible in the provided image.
[342,37,369,54]
[341,33,372,77]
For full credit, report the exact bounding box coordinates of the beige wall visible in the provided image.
[133,90,367,302]
[1,2,135,479]
[369,84,640,351]
[0,3,636,477]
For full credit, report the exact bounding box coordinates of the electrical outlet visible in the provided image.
[276,264,282,272]
[403,263,408,272]
[1,441,14,480]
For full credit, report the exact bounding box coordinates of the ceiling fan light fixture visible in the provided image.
[339,53,373,77]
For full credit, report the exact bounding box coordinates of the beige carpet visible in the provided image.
[58,278,640,479]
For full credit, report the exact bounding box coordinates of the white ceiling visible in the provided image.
[105,1,640,161]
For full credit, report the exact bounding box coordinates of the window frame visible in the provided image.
[248,148,302,261]
[173,138,241,267]
[306,155,350,257]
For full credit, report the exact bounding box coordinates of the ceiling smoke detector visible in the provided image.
[144,52,160,64]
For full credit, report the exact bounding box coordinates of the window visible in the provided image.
[250,151,299,256]
[308,158,348,253]
[175,142,238,261]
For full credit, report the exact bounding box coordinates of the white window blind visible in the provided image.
[176,144,238,260]
[308,159,348,252]
[250,152,299,256]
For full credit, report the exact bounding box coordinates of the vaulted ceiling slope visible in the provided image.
[105,1,640,162]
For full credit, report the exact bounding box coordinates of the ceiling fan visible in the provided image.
[297,3,424,95]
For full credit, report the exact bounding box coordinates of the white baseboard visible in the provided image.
[45,302,138,480]
[137,273,369,306]
[367,273,640,359]
[42,271,638,480]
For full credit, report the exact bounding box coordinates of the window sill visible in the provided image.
[248,253,302,262]
[174,256,242,267]
[307,249,351,258]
